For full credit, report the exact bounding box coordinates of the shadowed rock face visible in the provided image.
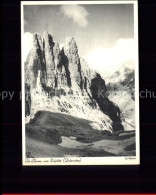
[25,31,124,132]
[90,73,124,131]
[25,83,31,116]
[106,65,135,130]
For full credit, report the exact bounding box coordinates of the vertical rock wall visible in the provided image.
[25,31,124,132]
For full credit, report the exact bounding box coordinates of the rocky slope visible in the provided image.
[106,62,135,130]
[26,111,135,157]
[25,31,124,132]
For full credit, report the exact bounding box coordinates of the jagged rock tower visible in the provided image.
[25,31,124,132]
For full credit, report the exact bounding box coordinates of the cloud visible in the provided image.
[59,43,64,50]
[22,32,33,62]
[60,5,88,27]
[84,38,135,78]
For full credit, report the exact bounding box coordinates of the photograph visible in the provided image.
[21,1,139,165]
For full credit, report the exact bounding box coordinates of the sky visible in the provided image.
[23,3,135,77]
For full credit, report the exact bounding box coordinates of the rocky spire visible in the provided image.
[25,32,124,132]
[64,37,82,88]
[43,31,55,87]
[25,33,46,88]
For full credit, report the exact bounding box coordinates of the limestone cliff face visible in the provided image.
[106,65,135,130]
[25,31,124,132]
[90,73,123,131]
[43,32,55,87]
[25,34,45,88]
[64,37,82,88]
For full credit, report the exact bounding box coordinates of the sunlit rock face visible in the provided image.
[25,31,124,132]
[106,63,135,130]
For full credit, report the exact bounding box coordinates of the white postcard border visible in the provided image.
[21,0,140,166]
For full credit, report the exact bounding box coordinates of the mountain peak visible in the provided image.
[25,32,124,132]
[64,36,78,54]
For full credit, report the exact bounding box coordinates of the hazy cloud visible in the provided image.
[84,38,135,77]
[22,32,33,62]
[60,5,88,27]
